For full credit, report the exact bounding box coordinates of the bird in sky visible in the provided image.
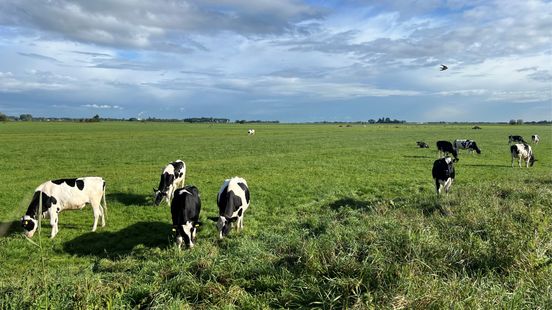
[440,64,448,71]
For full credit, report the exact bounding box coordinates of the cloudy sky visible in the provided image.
[0,0,550,122]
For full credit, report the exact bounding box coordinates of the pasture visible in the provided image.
[0,122,551,309]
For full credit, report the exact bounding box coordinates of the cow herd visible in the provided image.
[19,158,250,249]
[429,134,540,195]
[19,131,541,248]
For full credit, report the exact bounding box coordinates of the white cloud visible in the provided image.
[82,104,123,110]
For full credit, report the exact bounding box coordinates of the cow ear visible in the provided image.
[207,216,219,222]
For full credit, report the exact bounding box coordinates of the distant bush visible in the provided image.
[0,112,8,122]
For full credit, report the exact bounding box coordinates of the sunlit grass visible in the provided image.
[0,122,550,308]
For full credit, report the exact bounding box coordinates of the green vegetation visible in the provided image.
[0,122,550,309]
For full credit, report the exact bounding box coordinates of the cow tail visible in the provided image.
[102,180,108,221]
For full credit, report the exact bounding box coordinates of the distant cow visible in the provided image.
[248,129,255,135]
[416,141,429,148]
[210,177,250,239]
[472,126,482,130]
[532,134,540,144]
[21,177,107,239]
[171,185,201,249]
[153,160,186,206]
[436,140,459,162]
[508,135,526,144]
[432,157,455,195]
[511,144,536,168]
[454,139,481,154]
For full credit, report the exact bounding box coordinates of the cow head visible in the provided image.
[472,142,481,154]
[209,216,238,239]
[21,215,38,238]
[153,188,167,206]
[173,221,200,249]
[529,155,537,167]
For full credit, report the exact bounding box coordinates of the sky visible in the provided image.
[0,0,550,122]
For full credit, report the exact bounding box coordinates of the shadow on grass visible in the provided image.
[107,192,151,207]
[403,155,433,159]
[328,197,373,211]
[419,200,451,216]
[0,221,20,237]
[63,221,171,258]
[462,163,511,168]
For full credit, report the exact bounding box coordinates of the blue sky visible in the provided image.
[0,0,550,122]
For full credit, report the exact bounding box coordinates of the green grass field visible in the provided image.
[0,122,551,309]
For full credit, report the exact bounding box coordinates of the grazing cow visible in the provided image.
[511,143,536,168]
[20,177,107,239]
[153,160,186,206]
[432,157,455,195]
[472,126,482,130]
[416,141,429,148]
[436,140,459,162]
[454,139,481,154]
[209,177,250,239]
[248,129,255,135]
[508,135,526,144]
[171,185,201,249]
[531,134,540,144]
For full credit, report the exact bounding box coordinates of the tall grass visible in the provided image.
[0,122,550,308]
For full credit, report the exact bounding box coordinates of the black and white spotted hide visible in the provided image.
[432,157,455,195]
[153,160,186,206]
[210,177,250,239]
[436,140,459,162]
[511,144,536,168]
[508,135,526,144]
[416,141,429,148]
[171,186,201,249]
[21,177,107,239]
[454,139,481,154]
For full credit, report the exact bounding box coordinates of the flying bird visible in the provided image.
[440,64,448,71]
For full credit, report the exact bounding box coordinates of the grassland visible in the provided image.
[0,122,551,309]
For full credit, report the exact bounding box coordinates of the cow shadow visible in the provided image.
[107,192,151,206]
[328,197,373,212]
[0,221,21,237]
[63,221,171,258]
[403,155,432,159]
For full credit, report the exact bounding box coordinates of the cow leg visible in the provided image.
[49,208,59,238]
[91,199,102,232]
[445,178,453,193]
[435,179,441,195]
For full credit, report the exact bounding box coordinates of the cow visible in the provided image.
[20,177,107,239]
[436,140,459,162]
[511,143,536,168]
[532,134,540,144]
[209,177,250,239]
[248,129,255,135]
[153,160,186,206]
[432,157,455,195]
[508,135,526,144]
[171,185,201,249]
[416,141,429,148]
[472,126,482,130]
[453,139,481,154]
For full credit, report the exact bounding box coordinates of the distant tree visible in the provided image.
[509,119,517,125]
[516,119,523,125]
[0,112,8,122]
[368,119,375,124]
[19,114,33,121]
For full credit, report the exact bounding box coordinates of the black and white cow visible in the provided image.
[153,160,186,206]
[531,134,540,144]
[210,177,250,239]
[248,129,255,135]
[436,140,459,162]
[453,139,481,154]
[511,143,536,168]
[171,185,201,249]
[432,157,455,195]
[20,177,107,239]
[508,135,526,144]
[416,141,429,148]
